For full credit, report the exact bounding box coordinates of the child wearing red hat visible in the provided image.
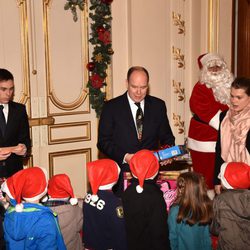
[83,159,127,250]
[1,167,66,250]
[43,174,83,250]
[122,149,170,250]
[210,162,250,249]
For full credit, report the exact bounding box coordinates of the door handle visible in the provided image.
[29,116,55,127]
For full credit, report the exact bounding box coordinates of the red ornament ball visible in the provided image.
[100,0,113,4]
[86,62,95,71]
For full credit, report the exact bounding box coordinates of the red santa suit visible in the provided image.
[188,53,231,189]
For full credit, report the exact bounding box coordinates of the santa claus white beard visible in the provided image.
[200,68,234,105]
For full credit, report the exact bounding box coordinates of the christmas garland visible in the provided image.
[65,0,113,117]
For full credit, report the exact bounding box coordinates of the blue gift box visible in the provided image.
[154,145,186,161]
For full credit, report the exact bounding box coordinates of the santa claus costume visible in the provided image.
[188,53,233,190]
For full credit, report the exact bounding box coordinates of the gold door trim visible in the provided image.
[43,0,89,111]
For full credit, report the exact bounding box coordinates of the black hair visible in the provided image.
[0,68,14,82]
[231,77,250,96]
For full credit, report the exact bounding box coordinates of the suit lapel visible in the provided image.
[142,96,152,140]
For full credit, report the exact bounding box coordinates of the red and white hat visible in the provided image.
[198,53,222,69]
[87,159,120,201]
[1,166,48,212]
[129,149,159,193]
[48,174,78,205]
[219,162,250,189]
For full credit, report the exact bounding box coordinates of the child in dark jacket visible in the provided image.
[83,159,127,250]
[1,167,66,250]
[210,162,250,250]
[122,149,170,250]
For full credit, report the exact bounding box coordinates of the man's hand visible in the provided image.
[214,184,222,195]
[160,158,173,166]
[12,143,27,156]
[125,153,134,164]
[0,147,12,160]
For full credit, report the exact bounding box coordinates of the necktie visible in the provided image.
[135,102,143,140]
[0,105,6,135]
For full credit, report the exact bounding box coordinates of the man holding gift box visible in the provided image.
[98,66,175,196]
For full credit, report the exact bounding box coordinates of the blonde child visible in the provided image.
[168,172,213,250]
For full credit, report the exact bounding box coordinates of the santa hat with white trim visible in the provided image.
[1,166,48,212]
[198,53,223,69]
[87,159,120,201]
[219,162,250,189]
[48,174,78,205]
[129,149,159,193]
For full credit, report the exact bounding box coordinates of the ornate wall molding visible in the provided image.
[208,0,220,52]
[43,0,89,112]
[173,113,185,134]
[172,46,185,69]
[172,12,185,35]
[172,80,185,102]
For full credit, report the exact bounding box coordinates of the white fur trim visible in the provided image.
[91,194,99,202]
[70,198,78,205]
[200,53,222,67]
[15,203,24,212]
[23,188,48,202]
[187,138,216,152]
[219,163,233,189]
[99,163,120,190]
[136,185,143,193]
[1,181,14,199]
[41,195,48,203]
[99,182,117,190]
[208,110,222,130]
[146,171,158,180]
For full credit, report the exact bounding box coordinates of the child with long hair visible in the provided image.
[168,172,213,250]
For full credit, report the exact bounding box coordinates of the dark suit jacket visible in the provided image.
[97,92,175,167]
[0,101,31,177]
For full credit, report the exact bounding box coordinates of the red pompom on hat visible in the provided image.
[129,149,159,193]
[219,162,250,189]
[87,159,120,201]
[1,167,48,212]
[48,174,78,205]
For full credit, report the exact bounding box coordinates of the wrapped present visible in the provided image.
[153,145,187,161]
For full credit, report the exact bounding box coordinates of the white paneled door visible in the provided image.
[0,0,98,197]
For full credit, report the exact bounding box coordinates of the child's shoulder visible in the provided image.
[168,204,179,215]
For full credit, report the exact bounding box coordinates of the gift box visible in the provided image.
[153,145,187,161]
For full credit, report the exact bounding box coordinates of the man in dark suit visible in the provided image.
[0,68,31,179]
[97,66,175,195]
